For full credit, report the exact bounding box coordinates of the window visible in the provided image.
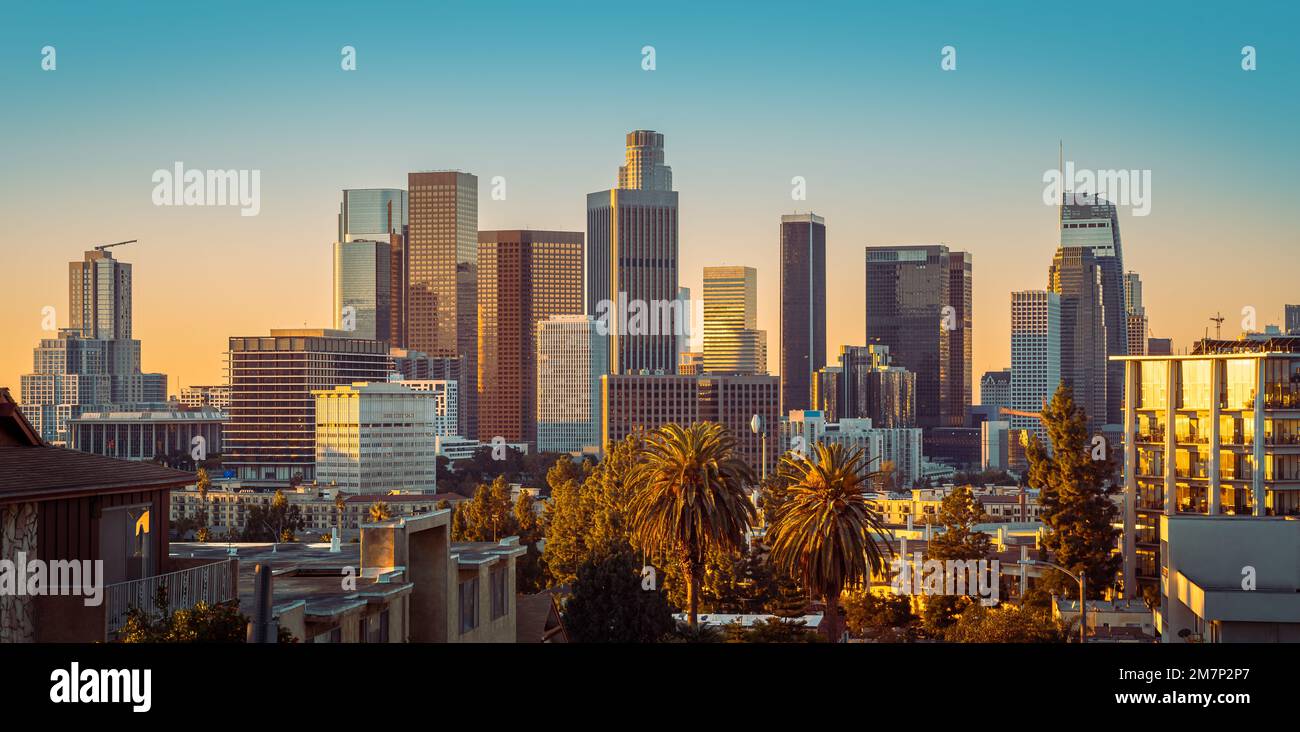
[490,567,508,619]
[459,578,479,633]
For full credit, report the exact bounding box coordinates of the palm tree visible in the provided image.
[333,489,346,531]
[628,422,757,630]
[195,468,211,542]
[767,443,893,641]
[368,500,393,523]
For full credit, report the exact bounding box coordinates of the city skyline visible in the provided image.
[4,2,1298,406]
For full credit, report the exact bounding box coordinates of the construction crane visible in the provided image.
[1210,311,1225,339]
[93,239,136,252]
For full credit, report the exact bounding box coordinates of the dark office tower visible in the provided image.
[333,240,392,342]
[339,188,408,346]
[1048,245,1108,433]
[408,171,478,436]
[864,244,963,430]
[477,230,584,445]
[1286,305,1300,335]
[947,251,973,427]
[1061,193,1126,428]
[587,131,680,375]
[779,213,827,414]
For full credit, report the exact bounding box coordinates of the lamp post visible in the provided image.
[1025,559,1087,644]
[749,414,767,483]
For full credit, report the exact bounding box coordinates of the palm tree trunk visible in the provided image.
[686,558,700,630]
[823,593,841,642]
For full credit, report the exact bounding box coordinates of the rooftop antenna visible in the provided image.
[1210,312,1225,339]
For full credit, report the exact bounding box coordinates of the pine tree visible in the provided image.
[1026,383,1121,599]
[927,485,991,561]
[562,548,675,643]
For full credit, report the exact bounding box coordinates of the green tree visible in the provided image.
[926,485,991,562]
[117,585,248,643]
[542,435,641,587]
[1026,383,1122,599]
[628,423,757,629]
[513,491,545,593]
[562,548,675,643]
[724,617,821,643]
[943,602,1072,643]
[766,443,893,641]
[368,500,393,523]
[843,590,917,640]
[334,491,346,531]
[452,477,515,541]
[242,489,304,542]
[922,595,971,638]
[195,467,212,535]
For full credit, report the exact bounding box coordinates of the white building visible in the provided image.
[388,377,459,438]
[314,382,440,494]
[537,315,607,453]
[981,419,1010,471]
[781,410,922,487]
[1010,290,1060,442]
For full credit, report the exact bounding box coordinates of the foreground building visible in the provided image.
[1115,336,1300,599]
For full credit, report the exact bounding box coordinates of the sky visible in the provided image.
[2,1,1298,402]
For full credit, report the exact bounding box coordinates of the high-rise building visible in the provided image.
[779,213,827,414]
[822,345,916,428]
[698,374,780,477]
[386,377,459,438]
[601,374,698,448]
[21,248,167,443]
[477,230,584,444]
[314,381,439,494]
[1124,271,1148,356]
[703,266,766,375]
[224,329,391,486]
[588,131,680,375]
[865,244,971,429]
[1048,245,1108,433]
[979,369,1013,415]
[339,189,407,346]
[1061,193,1126,428]
[1285,305,1300,335]
[1114,336,1300,600]
[537,315,607,454]
[333,239,392,342]
[781,410,922,487]
[407,171,478,436]
[178,384,231,411]
[947,251,973,427]
[1010,291,1061,441]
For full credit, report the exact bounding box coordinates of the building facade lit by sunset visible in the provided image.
[702,265,766,375]
[1114,336,1300,598]
[1009,290,1060,442]
[537,315,607,454]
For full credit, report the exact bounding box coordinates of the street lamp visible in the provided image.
[749,414,767,483]
[1025,559,1088,644]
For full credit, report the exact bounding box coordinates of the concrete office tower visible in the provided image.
[21,248,167,443]
[339,189,407,345]
[703,266,767,375]
[1061,192,1126,428]
[979,369,1013,414]
[947,251,973,427]
[477,230,584,445]
[865,244,971,429]
[780,213,827,413]
[407,171,478,436]
[588,131,680,375]
[537,315,608,453]
[601,374,699,448]
[69,248,132,339]
[1048,246,1108,433]
[1114,336,1300,600]
[314,382,440,494]
[1010,291,1061,442]
[1287,305,1300,335]
[387,378,459,438]
[1125,271,1148,356]
[333,239,392,341]
[224,329,391,486]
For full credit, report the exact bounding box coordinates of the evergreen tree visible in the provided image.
[1026,383,1121,599]
[927,485,991,562]
[562,548,675,643]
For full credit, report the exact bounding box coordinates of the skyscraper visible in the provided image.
[407,171,478,435]
[947,251,973,427]
[333,240,392,342]
[537,315,607,453]
[780,213,826,414]
[703,266,766,375]
[21,247,167,443]
[864,244,970,429]
[821,344,916,428]
[978,368,1013,414]
[587,131,680,375]
[224,329,391,486]
[477,230,584,444]
[1287,304,1300,335]
[339,188,407,345]
[1061,192,1126,428]
[1010,291,1061,441]
[1048,245,1108,433]
[1125,271,1148,356]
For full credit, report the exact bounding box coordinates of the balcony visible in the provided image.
[105,559,239,638]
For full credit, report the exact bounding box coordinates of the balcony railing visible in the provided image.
[105,559,238,637]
